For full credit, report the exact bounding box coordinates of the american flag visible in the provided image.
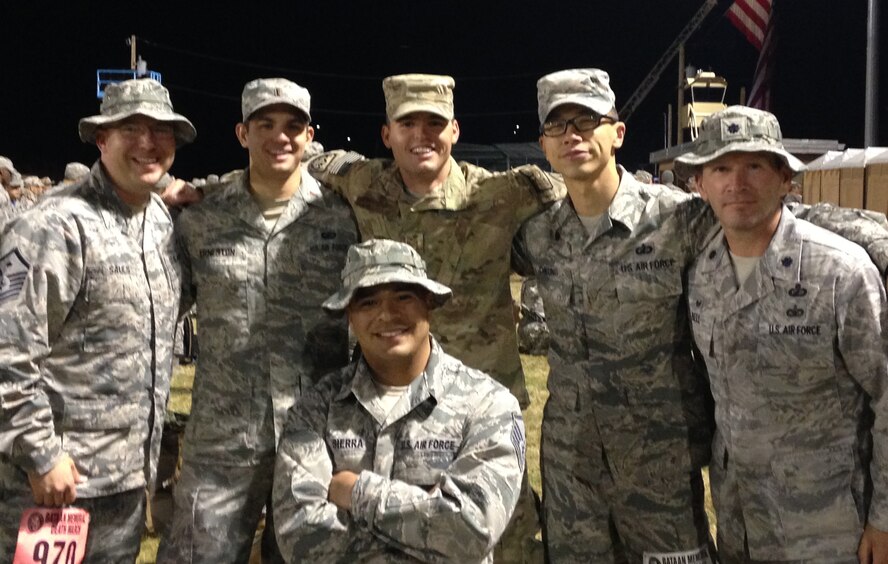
[728,0,775,110]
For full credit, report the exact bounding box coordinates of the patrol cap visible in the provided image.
[675,105,804,173]
[241,78,311,122]
[323,239,452,312]
[537,68,616,124]
[79,78,196,145]
[383,74,455,121]
[63,162,90,181]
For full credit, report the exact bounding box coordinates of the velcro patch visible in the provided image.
[0,248,30,306]
[720,117,748,141]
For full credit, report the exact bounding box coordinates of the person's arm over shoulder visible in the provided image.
[0,209,83,475]
[272,376,351,562]
[507,165,566,224]
[834,259,888,534]
[306,150,367,200]
[789,202,888,277]
[349,380,525,562]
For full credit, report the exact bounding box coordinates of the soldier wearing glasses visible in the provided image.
[513,68,888,563]
[0,78,193,560]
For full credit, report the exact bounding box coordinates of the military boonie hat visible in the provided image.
[63,162,90,181]
[241,78,311,122]
[323,239,452,312]
[79,78,196,145]
[383,74,455,121]
[537,68,616,125]
[675,105,804,173]
[0,156,18,175]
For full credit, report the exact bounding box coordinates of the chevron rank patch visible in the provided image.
[511,413,526,474]
[0,248,31,306]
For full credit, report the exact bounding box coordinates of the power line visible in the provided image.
[138,36,543,82]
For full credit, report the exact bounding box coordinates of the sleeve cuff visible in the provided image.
[350,470,384,526]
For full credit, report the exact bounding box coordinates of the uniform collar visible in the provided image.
[216,167,323,234]
[697,207,802,312]
[697,206,801,282]
[548,165,645,248]
[335,337,448,426]
[381,156,471,211]
[89,160,169,231]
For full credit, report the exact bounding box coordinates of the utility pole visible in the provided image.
[864,0,880,147]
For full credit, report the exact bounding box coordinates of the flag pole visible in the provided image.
[865,0,880,147]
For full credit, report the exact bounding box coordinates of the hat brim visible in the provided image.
[539,94,614,125]
[78,110,197,146]
[323,270,452,312]
[675,142,805,177]
[389,101,453,121]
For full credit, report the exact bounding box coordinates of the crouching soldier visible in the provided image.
[272,239,525,563]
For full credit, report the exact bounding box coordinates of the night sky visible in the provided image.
[3,1,886,180]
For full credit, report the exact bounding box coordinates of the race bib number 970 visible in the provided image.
[13,507,89,564]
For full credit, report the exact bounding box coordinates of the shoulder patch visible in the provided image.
[0,248,31,306]
[511,413,526,474]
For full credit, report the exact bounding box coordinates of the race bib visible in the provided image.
[13,507,89,564]
[643,544,712,564]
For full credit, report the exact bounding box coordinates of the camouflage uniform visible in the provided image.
[677,105,888,561]
[515,169,716,562]
[0,162,181,558]
[309,152,561,408]
[157,168,358,563]
[689,211,888,561]
[273,339,524,563]
[520,70,888,563]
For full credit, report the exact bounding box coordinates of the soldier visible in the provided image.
[157,78,358,563]
[679,106,888,562]
[514,69,888,563]
[0,78,193,560]
[307,74,560,561]
[272,238,525,563]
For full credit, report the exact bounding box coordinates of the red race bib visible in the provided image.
[13,507,89,564]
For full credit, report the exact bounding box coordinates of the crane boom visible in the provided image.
[619,0,718,121]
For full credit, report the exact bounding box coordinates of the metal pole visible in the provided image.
[677,44,685,145]
[666,103,673,148]
[865,0,880,147]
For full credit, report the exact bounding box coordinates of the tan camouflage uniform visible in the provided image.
[273,238,525,563]
[689,211,888,561]
[0,162,181,559]
[157,168,358,563]
[309,152,561,408]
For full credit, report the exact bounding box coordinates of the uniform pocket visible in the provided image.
[770,447,861,541]
[82,273,145,352]
[60,399,143,476]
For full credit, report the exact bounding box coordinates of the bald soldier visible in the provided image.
[514,69,888,563]
[273,239,525,563]
[680,106,888,562]
[157,78,358,563]
[307,74,560,561]
[0,79,193,560]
